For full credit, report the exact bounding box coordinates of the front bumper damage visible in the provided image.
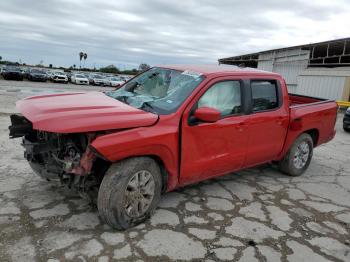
[9,114,33,138]
[9,114,98,180]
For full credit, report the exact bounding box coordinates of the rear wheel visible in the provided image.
[98,157,162,230]
[278,133,313,176]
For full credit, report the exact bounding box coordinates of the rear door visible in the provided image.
[244,79,289,166]
[179,77,249,185]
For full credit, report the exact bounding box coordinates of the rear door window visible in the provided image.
[251,80,279,112]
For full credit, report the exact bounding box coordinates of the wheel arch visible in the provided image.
[303,128,319,146]
[277,128,319,160]
[92,153,171,193]
[138,155,169,193]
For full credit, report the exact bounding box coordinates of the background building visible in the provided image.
[219,38,350,101]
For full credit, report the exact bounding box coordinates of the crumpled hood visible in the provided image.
[16,92,158,133]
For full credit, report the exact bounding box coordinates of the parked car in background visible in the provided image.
[9,65,338,230]
[104,76,125,87]
[28,69,47,82]
[22,68,31,79]
[120,75,132,82]
[47,71,54,80]
[343,107,350,132]
[51,71,68,83]
[67,72,72,82]
[71,73,89,85]
[89,74,105,86]
[1,65,23,80]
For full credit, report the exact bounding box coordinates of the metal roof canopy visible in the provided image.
[219,37,350,68]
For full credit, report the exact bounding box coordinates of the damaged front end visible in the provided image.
[9,114,108,200]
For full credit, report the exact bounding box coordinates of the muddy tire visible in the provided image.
[97,157,162,230]
[278,133,313,176]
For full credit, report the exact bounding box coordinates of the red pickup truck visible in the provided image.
[9,65,337,229]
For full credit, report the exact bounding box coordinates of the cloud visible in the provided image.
[0,0,349,68]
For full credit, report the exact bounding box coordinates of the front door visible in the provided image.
[180,79,248,186]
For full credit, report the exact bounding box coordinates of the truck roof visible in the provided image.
[158,64,281,77]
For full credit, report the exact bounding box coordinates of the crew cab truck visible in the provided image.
[9,65,337,229]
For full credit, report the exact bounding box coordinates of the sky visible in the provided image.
[0,0,350,69]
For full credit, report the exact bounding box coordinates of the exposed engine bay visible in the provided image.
[9,114,109,201]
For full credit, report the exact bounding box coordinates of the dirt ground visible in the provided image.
[0,80,349,261]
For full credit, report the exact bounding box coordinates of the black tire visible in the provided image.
[97,157,162,230]
[278,133,313,176]
[343,125,350,132]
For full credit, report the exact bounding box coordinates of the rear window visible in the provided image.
[251,80,279,112]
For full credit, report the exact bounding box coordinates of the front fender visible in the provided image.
[91,126,179,191]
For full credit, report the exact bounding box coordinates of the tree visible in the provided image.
[138,63,150,72]
[0,56,2,62]
[79,51,84,68]
[83,53,87,68]
[49,64,53,68]
[73,64,76,69]
[100,64,120,74]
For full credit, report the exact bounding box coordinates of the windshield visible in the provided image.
[76,74,85,78]
[105,67,205,114]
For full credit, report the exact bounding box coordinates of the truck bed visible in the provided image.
[289,93,329,107]
[282,93,337,156]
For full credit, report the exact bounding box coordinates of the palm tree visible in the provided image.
[83,53,87,68]
[79,52,84,68]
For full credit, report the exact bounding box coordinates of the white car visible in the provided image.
[71,74,89,85]
[51,71,68,83]
[104,76,125,87]
[89,74,105,86]
[120,75,132,82]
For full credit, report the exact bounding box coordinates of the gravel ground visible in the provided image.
[0,80,349,261]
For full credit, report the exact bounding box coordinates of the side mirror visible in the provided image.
[194,107,221,123]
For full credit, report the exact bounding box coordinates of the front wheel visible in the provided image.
[97,157,162,230]
[278,133,313,176]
